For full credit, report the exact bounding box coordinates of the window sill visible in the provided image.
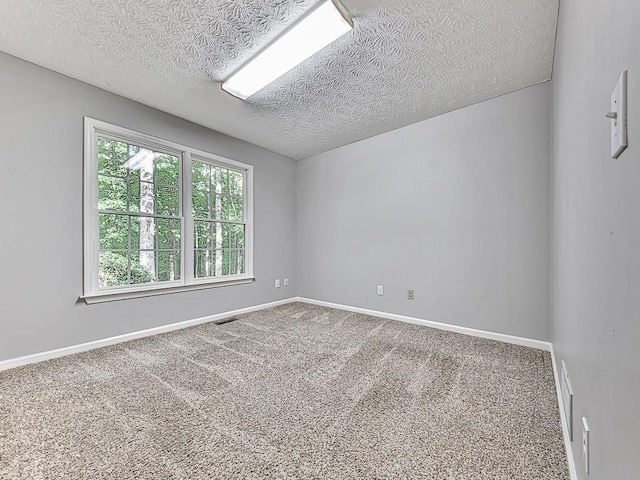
[81,277,255,304]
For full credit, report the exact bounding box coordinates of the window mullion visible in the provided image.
[183,151,194,285]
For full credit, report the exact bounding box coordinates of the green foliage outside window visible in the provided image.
[99,252,153,287]
[96,137,245,289]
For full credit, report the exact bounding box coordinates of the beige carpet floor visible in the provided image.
[0,303,568,479]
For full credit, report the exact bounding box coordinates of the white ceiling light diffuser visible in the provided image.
[222,0,353,100]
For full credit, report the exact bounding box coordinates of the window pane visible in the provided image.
[227,170,244,222]
[132,216,155,252]
[222,223,245,249]
[192,161,244,222]
[192,188,209,219]
[228,170,244,195]
[194,250,206,278]
[99,213,128,250]
[157,218,181,250]
[129,251,154,285]
[192,161,210,218]
[157,251,181,282]
[128,145,141,177]
[220,195,230,221]
[99,251,131,288]
[154,154,180,186]
[220,249,245,276]
[194,249,217,279]
[128,179,140,213]
[97,137,128,178]
[222,249,232,276]
[238,250,245,275]
[139,180,155,215]
[192,161,216,218]
[227,194,244,222]
[193,220,215,250]
[211,186,221,220]
[193,221,245,278]
[192,160,208,185]
[98,176,127,211]
[219,170,244,221]
[156,185,179,216]
[194,218,232,279]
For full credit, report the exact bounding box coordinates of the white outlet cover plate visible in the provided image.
[610,70,628,159]
[377,285,384,295]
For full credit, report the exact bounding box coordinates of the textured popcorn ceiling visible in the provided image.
[0,0,559,159]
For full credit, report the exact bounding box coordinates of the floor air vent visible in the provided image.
[214,317,240,326]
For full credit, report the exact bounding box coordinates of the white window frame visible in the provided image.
[83,117,254,303]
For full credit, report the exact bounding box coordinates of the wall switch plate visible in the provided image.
[283,278,289,287]
[377,285,384,296]
[582,417,590,475]
[609,70,628,159]
[407,289,415,300]
[275,279,280,288]
[560,361,574,441]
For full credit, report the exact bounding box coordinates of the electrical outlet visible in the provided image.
[283,278,289,287]
[275,279,280,288]
[407,289,414,300]
[582,417,590,475]
[377,285,384,296]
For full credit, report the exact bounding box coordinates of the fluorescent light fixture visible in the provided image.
[222,0,353,100]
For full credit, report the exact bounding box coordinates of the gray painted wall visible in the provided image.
[0,52,297,362]
[297,83,552,340]
[551,0,640,478]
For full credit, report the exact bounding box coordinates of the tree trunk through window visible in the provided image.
[214,167,223,276]
[139,150,155,280]
[205,164,212,277]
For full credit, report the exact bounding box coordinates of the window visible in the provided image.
[83,118,253,301]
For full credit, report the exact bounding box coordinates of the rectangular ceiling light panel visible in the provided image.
[222,0,353,100]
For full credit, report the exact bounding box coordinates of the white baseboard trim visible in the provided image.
[294,297,551,351]
[550,345,578,480]
[0,297,297,372]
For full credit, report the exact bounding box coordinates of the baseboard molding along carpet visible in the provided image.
[0,296,552,373]
[0,298,295,372]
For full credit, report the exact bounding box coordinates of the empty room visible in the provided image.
[0,0,638,479]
